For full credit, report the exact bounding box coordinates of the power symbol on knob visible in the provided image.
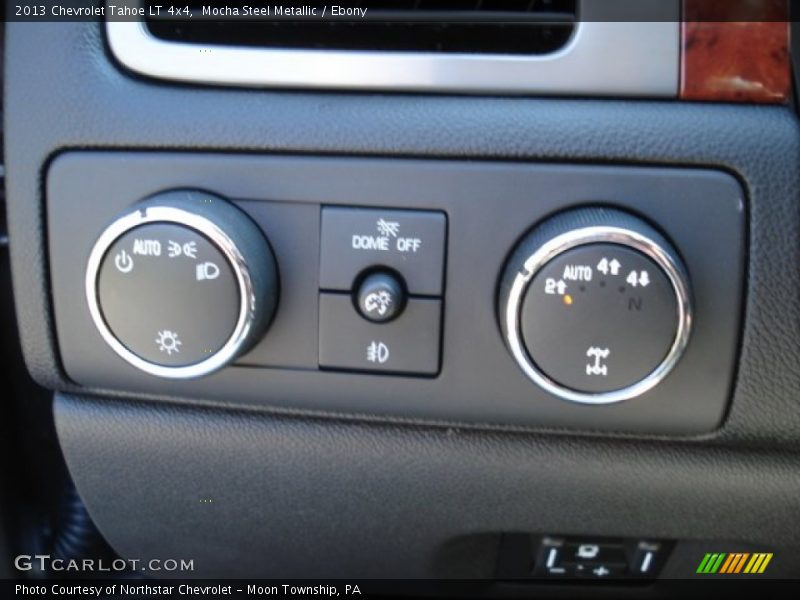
[114,250,134,274]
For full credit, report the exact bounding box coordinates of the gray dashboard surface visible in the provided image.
[4,19,800,577]
[55,393,800,578]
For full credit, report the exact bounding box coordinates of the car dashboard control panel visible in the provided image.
[318,207,446,376]
[47,153,745,435]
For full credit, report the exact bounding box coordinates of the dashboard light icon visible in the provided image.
[196,262,220,281]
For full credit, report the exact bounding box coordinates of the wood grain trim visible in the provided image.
[680,1,790,103]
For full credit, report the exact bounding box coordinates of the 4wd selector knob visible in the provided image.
[498,208,691,404]
[86,190,278,379]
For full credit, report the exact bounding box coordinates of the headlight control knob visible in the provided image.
[86,190,278,379]
[498,208,692,404]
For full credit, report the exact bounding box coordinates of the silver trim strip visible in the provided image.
[106,8,678,95]
[503,226,692,404]
[85,206,256,379]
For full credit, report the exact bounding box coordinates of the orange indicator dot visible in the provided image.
[563,295,573,306]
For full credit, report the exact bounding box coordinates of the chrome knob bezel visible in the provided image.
[85,205,257,379]
[502,225,692,405]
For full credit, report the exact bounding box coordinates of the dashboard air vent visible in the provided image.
[145,0,577,55]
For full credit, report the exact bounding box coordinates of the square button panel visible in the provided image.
[319,293,441,375]
[320,207,446,295]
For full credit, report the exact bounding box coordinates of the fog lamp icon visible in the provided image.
[366,341,390,364]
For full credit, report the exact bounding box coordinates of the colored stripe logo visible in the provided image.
[696,553,773,574]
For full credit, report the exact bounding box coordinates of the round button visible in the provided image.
[86,190,278,379]
[355,271,406,322]
[498,207,692,404]
[97,223,240,367]
[522,243,678,393]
